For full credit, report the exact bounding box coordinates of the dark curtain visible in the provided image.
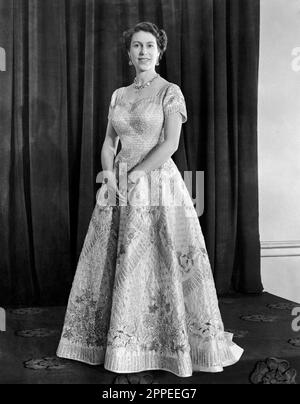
[0,0,263,306]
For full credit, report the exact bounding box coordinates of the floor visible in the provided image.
[0,292,299,384]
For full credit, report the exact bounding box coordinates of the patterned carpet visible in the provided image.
[0,292,299,384]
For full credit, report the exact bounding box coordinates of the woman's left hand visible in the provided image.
[117,170,147,204]
[128,170,146,185]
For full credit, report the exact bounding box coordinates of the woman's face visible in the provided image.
[128,30,160,73]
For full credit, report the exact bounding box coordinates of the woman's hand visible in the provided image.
[116,169,147,205]
[128,169,146,185]
[103,170,126,205]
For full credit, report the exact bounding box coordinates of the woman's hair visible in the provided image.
[122,22,168,62]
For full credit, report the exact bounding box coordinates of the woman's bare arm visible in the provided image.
[101,120,119,173]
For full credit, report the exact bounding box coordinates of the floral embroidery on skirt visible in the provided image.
[56,158,244,377]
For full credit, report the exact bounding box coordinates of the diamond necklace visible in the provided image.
[133,73,160,90]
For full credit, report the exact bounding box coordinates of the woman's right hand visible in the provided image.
[103,170,126,205]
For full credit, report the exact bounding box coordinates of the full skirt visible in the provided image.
[56,158,243,377]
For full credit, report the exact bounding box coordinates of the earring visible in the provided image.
[129,59,133,65]
[156,61,160,66]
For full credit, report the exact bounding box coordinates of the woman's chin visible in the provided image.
[138,65,153,72]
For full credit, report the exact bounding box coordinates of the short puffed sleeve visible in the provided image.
[162,83,187,123]
[107,88,118,120]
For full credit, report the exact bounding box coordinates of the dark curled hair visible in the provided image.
[122,21,168,62]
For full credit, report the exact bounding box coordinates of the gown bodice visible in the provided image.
[107,82,187,171]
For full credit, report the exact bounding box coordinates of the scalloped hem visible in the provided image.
[56,335,244,378]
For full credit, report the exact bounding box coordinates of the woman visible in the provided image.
[56,21,244,378]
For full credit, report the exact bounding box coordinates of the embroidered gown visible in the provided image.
[56,82,244,377]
